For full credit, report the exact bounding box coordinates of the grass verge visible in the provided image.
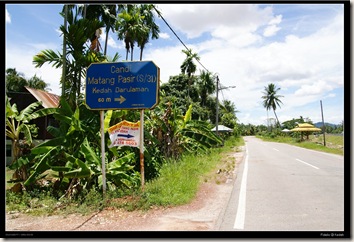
[117,136,244,210]
[257,134,344,156]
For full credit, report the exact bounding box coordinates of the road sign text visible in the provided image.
[85,61,159,110]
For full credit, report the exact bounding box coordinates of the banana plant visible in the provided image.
[146,98,222,160]
[24,99,139,194]
[6,96,57,184]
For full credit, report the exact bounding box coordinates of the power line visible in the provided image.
[153,5,209,73]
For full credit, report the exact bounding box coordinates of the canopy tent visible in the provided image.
[290,123,321,140]
[211,125,232,132]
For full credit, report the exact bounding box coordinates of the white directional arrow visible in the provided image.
[114,95,126,104]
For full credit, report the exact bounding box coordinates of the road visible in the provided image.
[217,136,345,231]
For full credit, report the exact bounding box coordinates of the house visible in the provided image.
[6,87,60,165]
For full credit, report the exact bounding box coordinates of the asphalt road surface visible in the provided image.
[217,136,345,232]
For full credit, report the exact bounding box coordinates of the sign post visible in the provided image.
[86,61,159,192]
[100,111,106,194]
[139,110,145,189]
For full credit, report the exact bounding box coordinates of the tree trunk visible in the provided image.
[273,109,280,128]
[104,31,109,55]
[131,46,134,61]
[140,48,143,61]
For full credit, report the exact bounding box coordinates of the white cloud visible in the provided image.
[157,4,274,40]
[294,80,334,96]
[268,14,282,25]
[159,32,171,39]
[263,24,281,37]
[6,9,11,23]
[144,45,187,83]
[263,14,282,37]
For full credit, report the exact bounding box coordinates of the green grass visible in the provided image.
[142,136,244,208]
[257,134,344,156]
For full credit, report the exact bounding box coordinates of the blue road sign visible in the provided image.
[85,61,159,110]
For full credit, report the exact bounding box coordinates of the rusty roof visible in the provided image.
[25,86,60,108]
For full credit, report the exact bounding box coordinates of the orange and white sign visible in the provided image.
[108,120,140,148]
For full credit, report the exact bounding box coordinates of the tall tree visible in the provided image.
[261,83,283,128]
[197,70,215,106]
[6,68,50,94]
[5,68,27,93]
[79,4,119,56]
[116,4,146,61]
[180,48,200,102]
[137,4,160,61]
[220,99,238,129]
[27,74,50,91]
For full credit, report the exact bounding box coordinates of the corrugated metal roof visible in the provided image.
[211,125,232,132]
[25,86,60,108]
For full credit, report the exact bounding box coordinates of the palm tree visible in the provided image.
[79,4,119,56]
[137,4,160,61]
[261,83,283,128]
[180,48,199,78]
[5,68,27,93]
[197,70,215,106]
[116,4,146,61]
[27,75,50,91]
[180,48,200,102]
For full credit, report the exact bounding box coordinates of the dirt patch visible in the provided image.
[6,147,245,232]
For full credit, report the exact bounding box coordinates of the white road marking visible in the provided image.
[273,148,279,152]
[234,145,249,230]
[295,158,320,170]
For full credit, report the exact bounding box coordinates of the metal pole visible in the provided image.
[215,76,236,137]
[215,76,219,136]
[320,100,326,146]
[100,111,106,195]
[139,109,145,190]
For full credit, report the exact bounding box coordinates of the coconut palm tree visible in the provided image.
[261,83,283,128]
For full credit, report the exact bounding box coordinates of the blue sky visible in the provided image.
[5,3,346,126]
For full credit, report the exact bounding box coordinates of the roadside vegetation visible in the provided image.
[5,3,344,219]
[6,136,244,216]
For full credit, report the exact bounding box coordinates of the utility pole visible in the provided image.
[320,100,326,146]
[216,76,220,136]
[215,76,236,136]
